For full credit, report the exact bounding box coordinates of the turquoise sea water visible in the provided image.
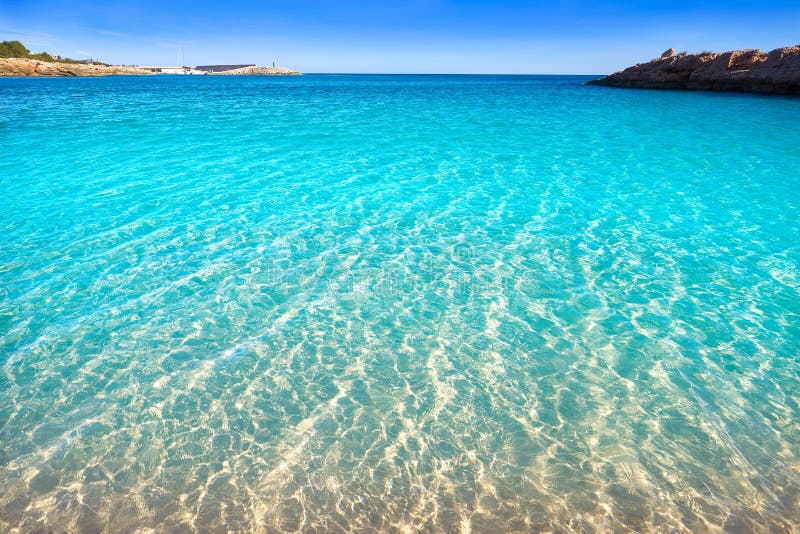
[1,75,799,532]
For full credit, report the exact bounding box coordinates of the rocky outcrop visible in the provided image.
[588,45,800,95]
[0,58,150,76]
[213,65,300,75]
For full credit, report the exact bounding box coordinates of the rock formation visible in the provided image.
[588,45,800,95]
[0,58,150,76]
[661,48,675,59]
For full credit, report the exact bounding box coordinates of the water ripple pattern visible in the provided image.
[1,75,799,532]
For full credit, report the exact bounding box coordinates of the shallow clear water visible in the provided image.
[1,75,799,532]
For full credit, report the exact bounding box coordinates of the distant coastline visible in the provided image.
[0,57,301,77]
[0,40,300,77]
[588,45,800,95]
[0,57,151,76]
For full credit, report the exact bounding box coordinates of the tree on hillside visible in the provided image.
[28,51,55,61]
[0,40,31,58]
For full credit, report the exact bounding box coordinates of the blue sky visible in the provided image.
[1,0,799,73]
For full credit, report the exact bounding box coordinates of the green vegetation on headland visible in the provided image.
[0,40,107,65]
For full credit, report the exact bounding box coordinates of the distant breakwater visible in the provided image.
[214,65,300,75]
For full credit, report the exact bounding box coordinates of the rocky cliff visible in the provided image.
[588,45,800,95]
[0,58,150,76]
